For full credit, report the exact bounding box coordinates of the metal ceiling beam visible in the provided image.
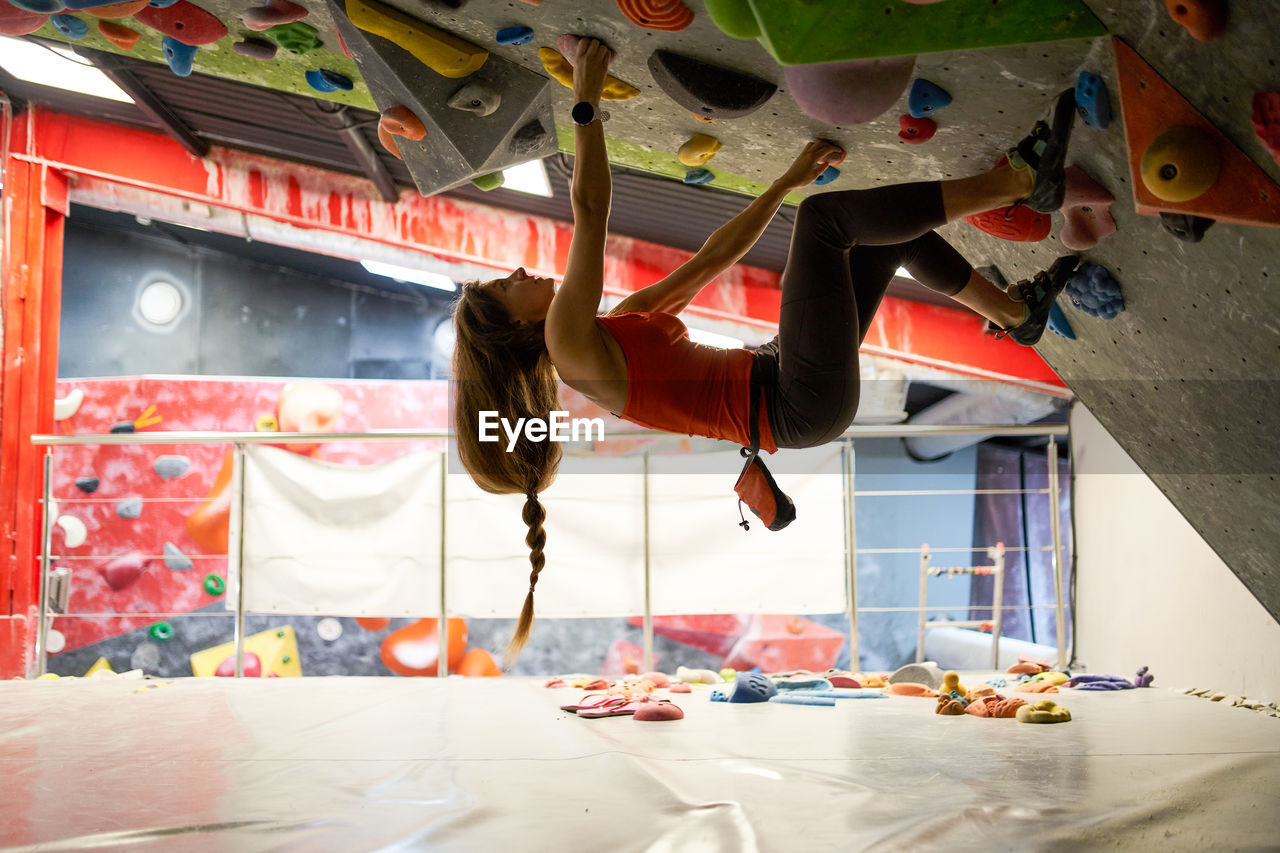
[335,123,400,204]
[74,49,208,159]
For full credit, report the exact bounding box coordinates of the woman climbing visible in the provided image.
[452,38,1080,663]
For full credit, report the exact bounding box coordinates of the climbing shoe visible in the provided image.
[1006,89,1078,213]
[994,255,1080,346]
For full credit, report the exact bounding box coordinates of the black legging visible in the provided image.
[753,181,972,449]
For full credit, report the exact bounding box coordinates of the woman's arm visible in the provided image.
[545,39,615,377]
[610,140,842,317]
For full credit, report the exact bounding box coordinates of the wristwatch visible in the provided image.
[571,101,599,126]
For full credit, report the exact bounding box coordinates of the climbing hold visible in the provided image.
[51,13,88,38]
[509,120,548,156]
[935,695,966,715]
[74,476,99,494]
[204,573,225,596]
[1134,666,1154,687]
[887,682,938,696]
[641,671,670,688]
[447,81,501,117]
[1140,126,1221,202]
[649,50,775,120]
[1164,0,1225,41]
[83,0,148,16]
[677,133,721,167]
[276,382,342,455]
[457,648,502,677]
[1060,165,1116,251]
[538,48,639,101]
[241,0,306,31]
[134,0,227,45]
[377,124,403,160]
[378,106,427,149]
[495,25,532,45]
[0,4,48,35]
[1047,302,1076,339]
[675,665,721,684]
[380,617,467,676]
[634,701,684,720]
[1160,211,1216,242]
[116,496,143,519]
[908,78,951,118]
[153,454,190,480]
[898,114,937,144]
[161,36,197,76]
[356,617,390,631]
[110,420,135,433]
[1066,261,1125,320]
[1074,71,1111,129]
[100,553,149,591]
[814,165,839,185]
[964,205,1050,242]
[965,695,1027,718]
[471,172,505,191]
[148,0,179,6]
[305,69,353,92]
[785,56,916,126]
[345,0,487,77]
[1016,699,1072,723]
[56,515,87,548]
[233,37,277,60]
[1252,92,1280,166]
[334,28,351,58]
[728,672,778,703]
[682,168,714,185]
[704,0,758,39]
[889,661,944,689]
[214,651,261,677]
[616,0,693,32]
[316,617,343,641]
[940,670,967,698]
[149,621,174,641]
[53,389,83,421]
[162,542,194,571]
[264,20,321,54]
[97,20,142,48]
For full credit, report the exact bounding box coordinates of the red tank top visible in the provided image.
[596,311,776,453]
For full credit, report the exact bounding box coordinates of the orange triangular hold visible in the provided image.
[1112,37,1280,228]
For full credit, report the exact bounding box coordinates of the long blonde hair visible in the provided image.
[451,281,562,667]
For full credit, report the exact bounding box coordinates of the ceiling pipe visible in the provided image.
[903,387,1063,461]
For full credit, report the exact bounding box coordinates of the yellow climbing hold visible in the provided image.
[940,670,967,698]
[538,47,640,101]
[1026,671,1070,686]
[1015,699,1072,723]
[678,133,722,166]
[345,0,487,78]
[85,657,113,676]
[37,672,62,680]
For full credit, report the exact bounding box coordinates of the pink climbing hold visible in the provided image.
[668,682,692,693]
[784,55,917,126]
[0,4,47,36]
[898,114,936,144]
[242,0,306,31]
[135,0,228,46]
[1252,92,1280,166]
[633,701,684,721]
[1060,165,1116,251]
[99,552,150,592]
[335,28,352,59]
[215,651,263,677]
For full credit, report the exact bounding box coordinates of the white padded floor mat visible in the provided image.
[1,676,1277,851]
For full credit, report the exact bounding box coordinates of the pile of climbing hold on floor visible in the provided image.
[1175,686,1280,718]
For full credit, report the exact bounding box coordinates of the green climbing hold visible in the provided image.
[472,172,505,191]
[704,0,760,39]
[265,20,321,54]
[204,573,225,596]
[149,621,174,641]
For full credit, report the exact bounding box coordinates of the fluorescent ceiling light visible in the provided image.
[361,259,457,292]
[0,36,134,104]
[896,267,915,280]
[500,159,552,197]
[687,326,744,349]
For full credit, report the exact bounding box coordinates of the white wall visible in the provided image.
[1071,403,1280,702]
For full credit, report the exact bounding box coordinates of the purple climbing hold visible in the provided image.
[908,78,951,118]
[51,13,88,38]
[305,69,353,93]
[784,55,916,125]
[116,496,143,519]
[74,476,99,494]
[814,165,840,185]
[233,38,277,60]
[1066,261,1124,320]
[162,36,198,77]
[1134,666,1154,687]
[496,25,533,45]
[683,168,714,185]
[153,454,190,480]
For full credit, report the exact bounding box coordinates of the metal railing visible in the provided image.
[31,422,1071,677]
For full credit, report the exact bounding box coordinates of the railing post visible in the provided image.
[1047,436,1067,670]
[34,451,53,677]
[439,453,448,677]
[642,451,653,673]
[228,443,246,677]
[842,441,858,672]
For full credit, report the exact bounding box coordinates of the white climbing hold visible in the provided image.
[153,455,190,480]
[56,515,87,548]
[53,388,84,421]
[117,497,143,519]
[317,617,343,641]
[46,628,66,654]
[162,542,193,571]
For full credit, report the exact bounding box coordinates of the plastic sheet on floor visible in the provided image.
[1,676,1277,850]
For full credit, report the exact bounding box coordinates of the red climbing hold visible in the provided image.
[97,19,142,49]
[1164,0,1226,41]
[1252,92,1280,166]
[616,0,693,32]
[215,651,263,677]
[0,4,46,36]
[335,28,352,59]
[99,552,150,592]
[135,0,228,46]
[377,124,403,160]
[964,205,1051,242]
[898,114,937,144]
[379,105,427,140]
[242,0,307,32]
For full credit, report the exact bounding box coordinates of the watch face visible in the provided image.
[572,102,594,125]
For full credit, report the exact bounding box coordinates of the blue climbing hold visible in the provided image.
[153,454,190,480]
[51,14,88,39]
[908,78,952,118]
[61,0,105,9]
[814,165,840,185]
[728,672,778,703]
[110,420,135,434]
[710,688,729,702]
[149,0,181,7]
[162,36,198,77]
[1066,261,1124,320]
[828,688,889,699]
[1075,71,1111,129]
[117,496,143,519]
[305,69,354,93]
[683,168,714,185]
[74,476,99,494]
[1048,301,1076,339]
[8,0,65,12]
[769,693,836,706]
[496,25,533,46]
